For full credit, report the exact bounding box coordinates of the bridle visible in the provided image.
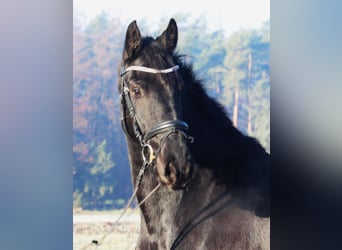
[120,64,194,166]
[117,63,194,226]
[86,65,194,249]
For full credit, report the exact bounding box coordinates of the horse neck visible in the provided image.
[182,83,241,165]
[182,79,269,185]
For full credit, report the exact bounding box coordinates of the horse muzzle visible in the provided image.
[156,142,194,190]
[142,120,195,190]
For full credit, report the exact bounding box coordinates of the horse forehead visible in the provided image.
[139,40,173,66]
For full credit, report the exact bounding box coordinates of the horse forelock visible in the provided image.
[129,36,174,68]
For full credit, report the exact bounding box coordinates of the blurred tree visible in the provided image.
[220,23,269,151]
[177,16,226,98]
[222,29,254,129]
[85,140,115,209]
[73,13,131,210]
[248,71,270,152]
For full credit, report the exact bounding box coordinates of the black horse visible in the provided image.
[119,18,270,250]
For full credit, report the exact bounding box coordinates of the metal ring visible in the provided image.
[141,144,155,164]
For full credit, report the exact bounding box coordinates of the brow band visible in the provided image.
[121,65,179,76]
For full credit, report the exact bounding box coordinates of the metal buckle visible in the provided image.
[141,143,155,164]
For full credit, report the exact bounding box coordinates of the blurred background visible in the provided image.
[2,0,341,249]
[73,0,270,211]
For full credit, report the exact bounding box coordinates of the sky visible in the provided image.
[74,0,269,35]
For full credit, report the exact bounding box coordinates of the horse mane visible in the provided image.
[173,53,267,154]
[174,54,233,126]
[173,53,270,216]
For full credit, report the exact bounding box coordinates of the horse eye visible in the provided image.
[132,88,141,97]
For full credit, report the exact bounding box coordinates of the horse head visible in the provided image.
[120,19,194,190]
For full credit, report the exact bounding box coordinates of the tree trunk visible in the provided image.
[233,83,239,127]
[247,93,252,134]
[247,50,253,134]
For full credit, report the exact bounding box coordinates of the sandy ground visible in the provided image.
[73,209,140,250]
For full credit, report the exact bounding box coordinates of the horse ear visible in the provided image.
[123,20,142,61]
[157,18,178,53]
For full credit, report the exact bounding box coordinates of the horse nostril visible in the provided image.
[165,161,177,178]
[165,162,171,176]
[157,151,193,189]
